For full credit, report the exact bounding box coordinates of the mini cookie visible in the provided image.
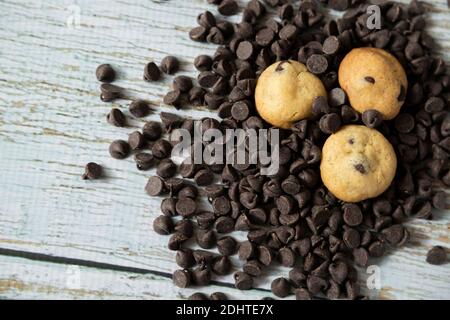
[320,125,397,203]
[338,48,408,120]
[255,60,327,129]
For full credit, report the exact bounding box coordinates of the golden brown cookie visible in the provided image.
[320,125,397,203]
[255,60,327,129]
[338,48,408,120]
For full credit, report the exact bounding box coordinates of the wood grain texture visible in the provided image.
[0,0,449,300]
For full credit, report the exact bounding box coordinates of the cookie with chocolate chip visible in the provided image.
[320,125,397,202]
[338,48,408,120]
[255,60,327,129]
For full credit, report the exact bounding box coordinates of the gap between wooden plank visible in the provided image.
[0,247,272,293]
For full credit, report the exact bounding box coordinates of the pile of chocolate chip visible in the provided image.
[88,0,449,300]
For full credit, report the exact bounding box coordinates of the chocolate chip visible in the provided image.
[196,229,216,249]
[295,288,312,300]
[343,204,363,227]
[173,76,193,93]
[129,100,150,118]
[307,275,328,295]
[160,56,179,75]
[353,248,369,267]
[425,97,445,113]
[395,113,415,133]
[109,140,130,159]
[258,245,274,266]
[364,76,375,84]
[157,159,177,179]
[152,139,173,159]
[212,256,232,275]
[176,249,195,269]
[271,277,291,298]
[426,246,447,265]
[279,247,296,267]
[329,88,346,107]
[398,85,406,101]
[306,54,328,75]
[343,228,360,249]
[163,89,182,109]
[255,28,275,47]
[238,241,256,260]
[217,236,237,256]
[96,64,115,82]
[189,26,208,42]
[323,36,340,55]
[188,292,208,300]
[215,216,235,233]
[279,25,298,41]
[173,269,191,288]
[194,168,214,187]
[153,215,173,235]
[234,272,253,290]
[207,27,226,44]
[82,162,102,180]
[198,71,221,88]
[197,11,216,29]
[231,100,250,121]
[128,131,145,150]
[381,224,406,245]
[210,292,228,300]
[194,55,213,71]
[134,153,155,171]
[189,86,206,106]
[176,198,196,217]
[218,0,238,16]
[145,176,166,196]
[368,241,385,258]
[107,108,126,127]
[192,266,211,286]
[100,83,123,102]
[142,121,162,141]
[161,198,177,216]
[362,109,383,128]
[143,62,161,81]
[319,113,341,134]
[236,41,255,60]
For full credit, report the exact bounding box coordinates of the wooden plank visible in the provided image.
[0,254,273,300]
[0,0,449,299]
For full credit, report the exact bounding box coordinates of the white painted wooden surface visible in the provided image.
[0,0,448,300]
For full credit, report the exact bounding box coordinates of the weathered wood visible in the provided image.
[0,0,449,299]
[0,255,275,300]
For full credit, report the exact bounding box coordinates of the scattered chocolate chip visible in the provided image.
[129,100,150,118]
[82,162,102,180]
[143,62,161,81]
[107,108,126,127]
[426,246,447,265]
[134,153,155,171]
[109,140,130,159]
[142,121,162,141]
[153,215,173,235]
[96,64,116,82]
[160,56,179,75]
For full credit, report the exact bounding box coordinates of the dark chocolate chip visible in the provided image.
[96,64,115,82]
[82,162,102,180]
